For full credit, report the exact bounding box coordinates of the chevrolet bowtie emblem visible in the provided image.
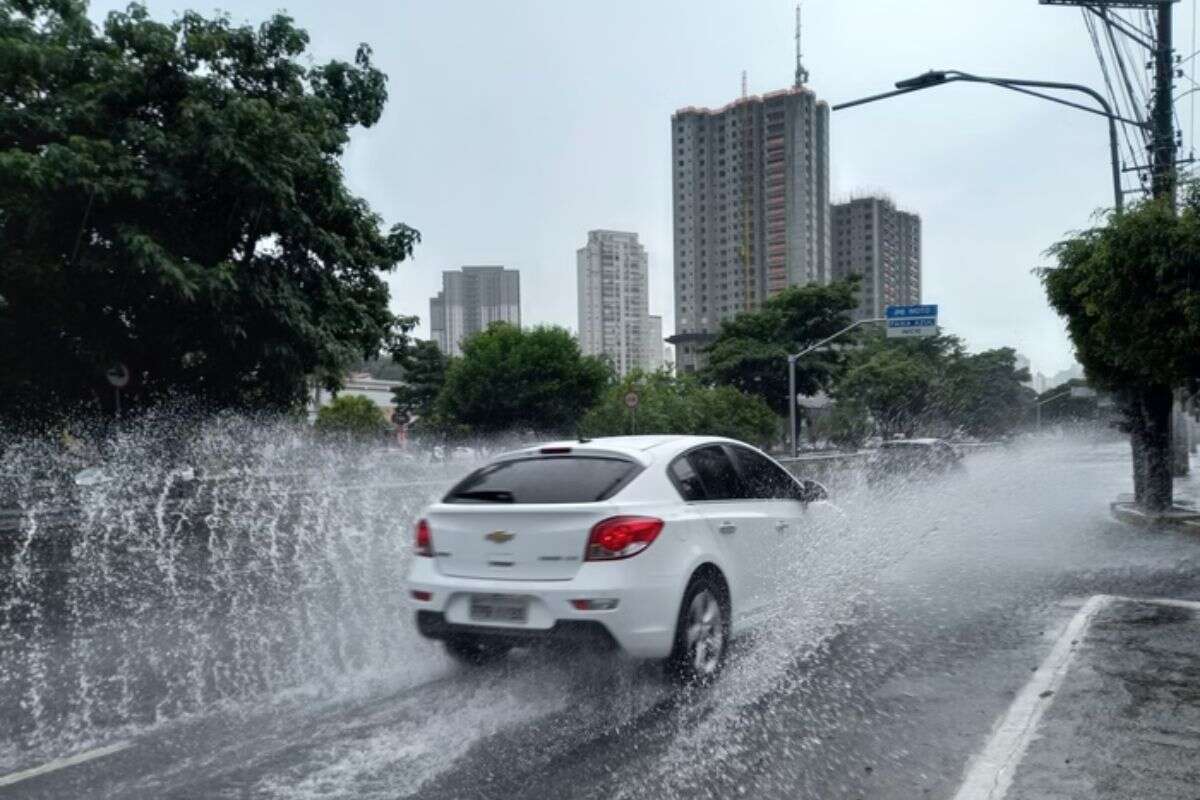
[484,530,515,544]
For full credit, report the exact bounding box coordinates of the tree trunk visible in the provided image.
[1122,391,1148,505]
[1130,423,1147,505]
[1141,384,1175,512]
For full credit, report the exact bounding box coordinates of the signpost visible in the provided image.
[624,391,639,435]
[105,363,130,419]
[885,304,939,338]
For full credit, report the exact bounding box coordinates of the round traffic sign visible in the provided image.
[623,391,639,410]
[105,363,130,388]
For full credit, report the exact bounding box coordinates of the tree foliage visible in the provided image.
[703,279,860,415]
[831,332,1032,440]
[580,370,779,448]
[0,1,417,423]
[314,394,390,440]
[390,336,448,426]
[1041,195,1200,509]
[434,324,610,435]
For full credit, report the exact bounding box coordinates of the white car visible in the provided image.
[405,435,834,684]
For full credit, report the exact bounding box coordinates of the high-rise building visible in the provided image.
[576,230,663,376]
[668,9,830,373]
[645,315,665,372]
[429,266,520,356]
[831,196,921,320]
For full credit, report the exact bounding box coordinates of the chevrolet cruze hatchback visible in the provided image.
[405,435,834,684]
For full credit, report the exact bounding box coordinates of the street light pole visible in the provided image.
[787,317,885,459]
[1035,388,1078,431]
[833,70,1146,212]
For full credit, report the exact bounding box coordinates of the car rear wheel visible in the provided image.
[444,636,512,666]
[666,574,729,686]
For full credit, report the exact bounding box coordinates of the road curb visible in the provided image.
[1109,500,1200,531]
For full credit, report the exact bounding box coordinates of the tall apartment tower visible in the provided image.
[669,8,830,373]
[576,230,663,376]
[831,197,921,320]
[430,265,521,356]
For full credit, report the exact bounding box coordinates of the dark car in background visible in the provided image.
[867,438,963,482]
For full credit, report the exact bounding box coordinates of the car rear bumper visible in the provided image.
[405,559,680,659]
[415,611,618,650]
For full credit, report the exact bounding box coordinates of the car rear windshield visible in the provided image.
[443,456,640,504]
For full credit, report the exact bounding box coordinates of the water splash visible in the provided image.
[0,412,466,770]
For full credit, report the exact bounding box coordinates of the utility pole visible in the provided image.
[1152,2,1176,205]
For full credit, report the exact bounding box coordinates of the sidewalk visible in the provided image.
[1003,597,1200,799]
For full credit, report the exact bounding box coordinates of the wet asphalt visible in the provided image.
[7,437,1200,800]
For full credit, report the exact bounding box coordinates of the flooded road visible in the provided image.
[4,431,1199,799]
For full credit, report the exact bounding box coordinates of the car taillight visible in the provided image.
[414,518,433,557]
[585,516,664,561]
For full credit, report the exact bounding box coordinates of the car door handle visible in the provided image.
[718,521,737,535]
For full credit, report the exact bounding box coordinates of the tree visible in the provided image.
[314,395,390,440]
[939,348,1034,438]
[703,279,860,415]
[390,338,447,426]
[0,2,418,424]
[836,348,937,439]
[1041,195,1200,510]
[580,370,779,448]
[434,324,610,435]
[831,329,962,439]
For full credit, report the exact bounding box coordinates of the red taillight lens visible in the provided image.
[585,516,664,561]
[414,518,433,557]
[411,590,432,602]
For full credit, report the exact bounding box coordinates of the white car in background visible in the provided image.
[405,435,836,684]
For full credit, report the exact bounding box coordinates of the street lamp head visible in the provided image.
[895,70,949,90]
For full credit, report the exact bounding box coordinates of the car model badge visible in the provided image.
[484,530,515,544]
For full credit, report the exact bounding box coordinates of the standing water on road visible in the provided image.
[0,425,1161,800]
[0,413,464,772]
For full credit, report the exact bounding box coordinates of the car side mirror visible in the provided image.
[797,479,828,503]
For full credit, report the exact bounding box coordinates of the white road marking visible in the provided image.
[0,741,133,789]
[953,593,1200,800]
[952,594,1110,800]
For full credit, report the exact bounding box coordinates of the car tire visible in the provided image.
[444,636,512,666]
[665,573,730,686]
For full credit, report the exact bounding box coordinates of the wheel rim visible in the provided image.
[685,589,724,676]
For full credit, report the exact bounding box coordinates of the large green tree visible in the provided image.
[580,370,779,448]
[832,330,959,439]
[0,2,417,423]
[939,347,1034,438]
[1041,195,1200,510]
[390,336,448,426]
[703,279,860,415]
[434,323,610,435]
[314,394,390,441]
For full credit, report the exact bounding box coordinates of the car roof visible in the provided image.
[494,435,746,466]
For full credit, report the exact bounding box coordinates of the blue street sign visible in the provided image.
[885,304,938,338]
[885,304,938,319]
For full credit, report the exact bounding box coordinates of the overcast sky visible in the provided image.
[90,0,1195,378]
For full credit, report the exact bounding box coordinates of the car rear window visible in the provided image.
[443,456,640,504]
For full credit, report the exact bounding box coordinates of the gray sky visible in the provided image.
[90,0,1197,378]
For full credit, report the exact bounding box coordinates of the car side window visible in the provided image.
[668,456,708,502]
[732,446,800,500]
[685,445,745,501]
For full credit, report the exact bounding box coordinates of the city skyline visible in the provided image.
[84,0,1128,376]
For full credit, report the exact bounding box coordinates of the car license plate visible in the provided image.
[469,594,528,623]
